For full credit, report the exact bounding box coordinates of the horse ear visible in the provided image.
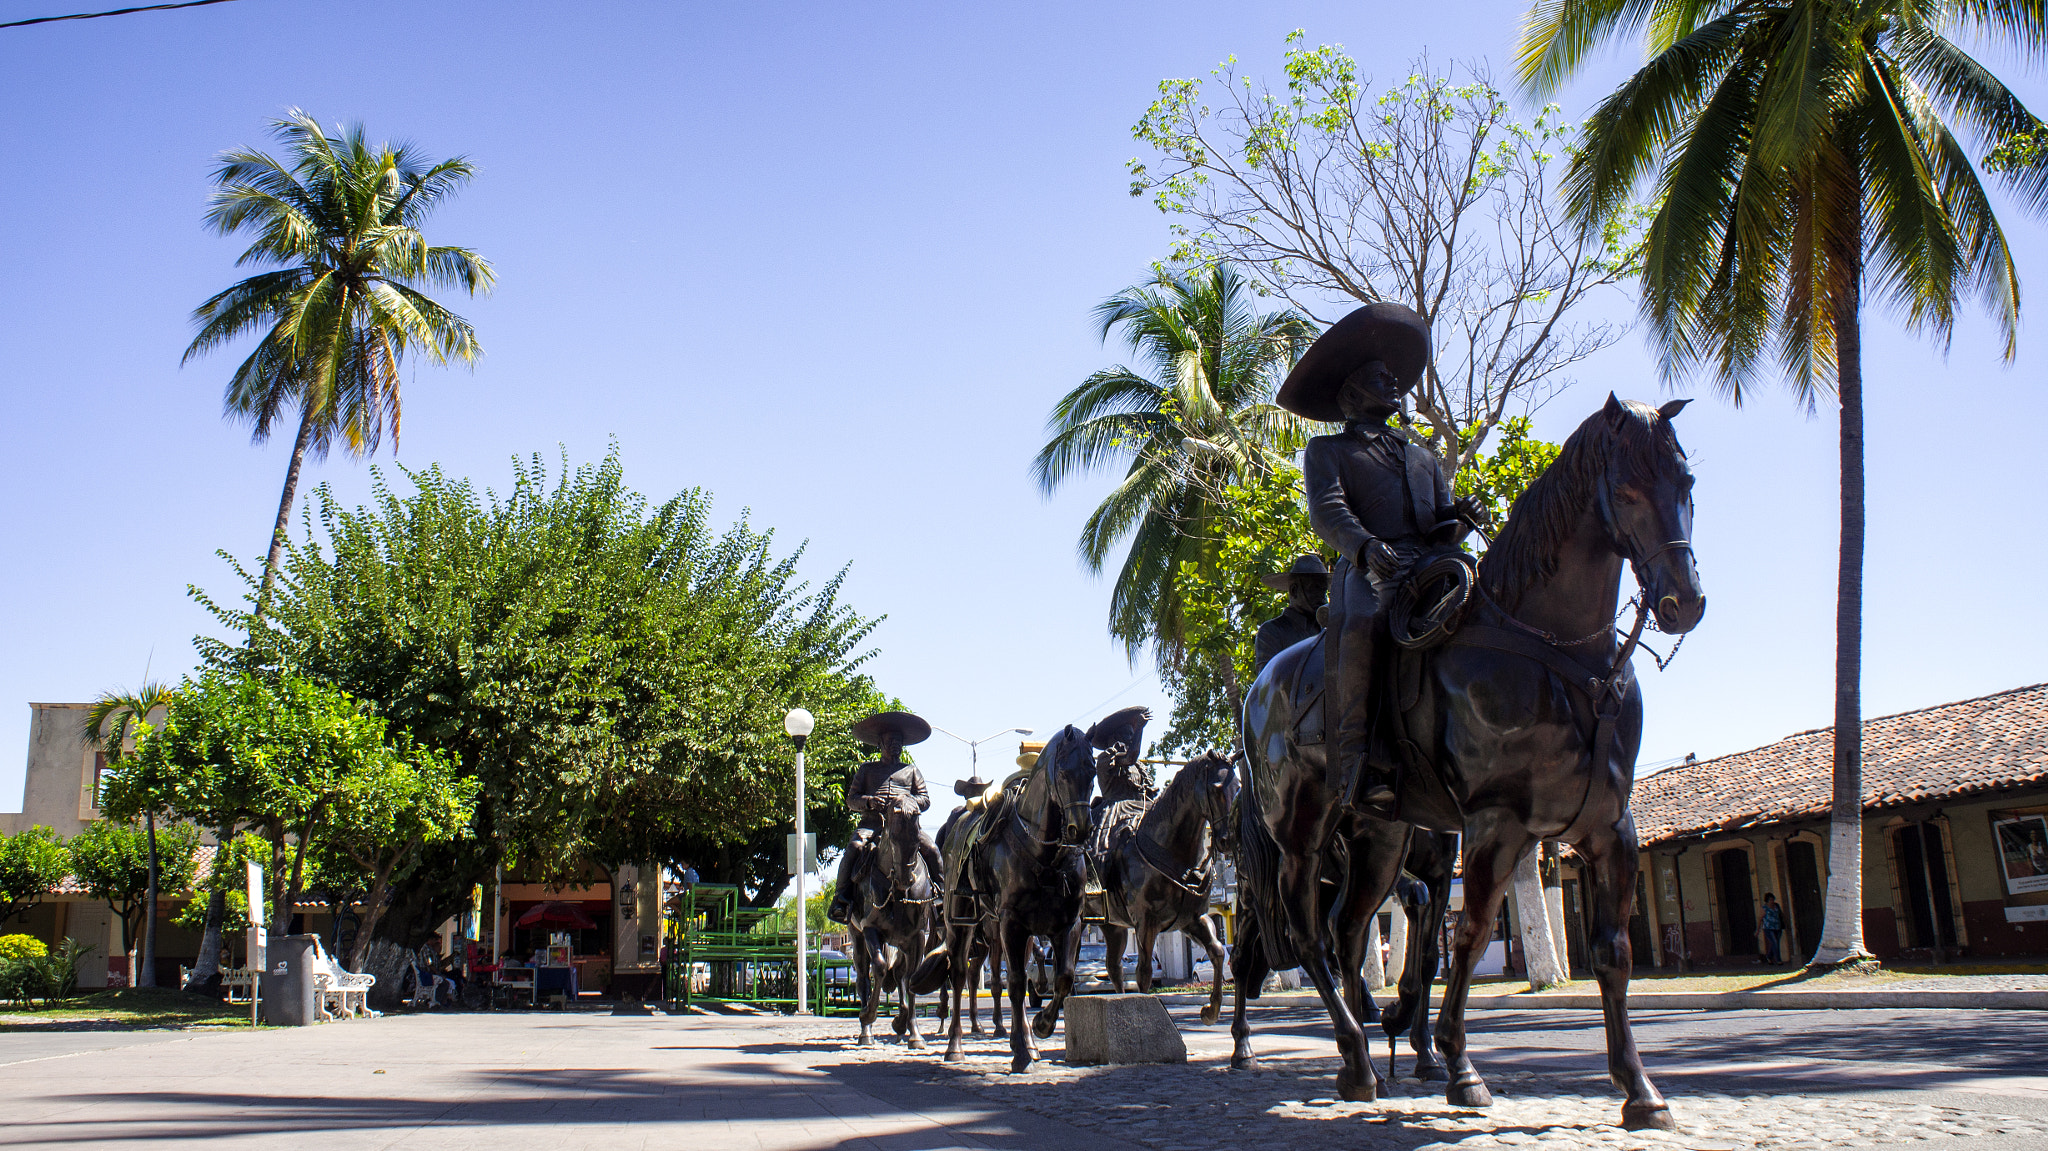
[1604,392,1627,426]
[1658,398,1692,421]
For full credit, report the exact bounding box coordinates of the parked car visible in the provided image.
[1072,941,1164,991]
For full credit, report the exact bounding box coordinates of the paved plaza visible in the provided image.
[3,998,2046,1150]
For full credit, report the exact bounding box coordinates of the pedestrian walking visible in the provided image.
[1759,893,1785,964]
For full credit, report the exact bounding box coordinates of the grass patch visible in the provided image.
[0,986,258,1030]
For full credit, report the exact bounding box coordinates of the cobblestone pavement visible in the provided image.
[808,997,2048,1151]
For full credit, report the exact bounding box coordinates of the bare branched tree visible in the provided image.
[1129,39,1650,475]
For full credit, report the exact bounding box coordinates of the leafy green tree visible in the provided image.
[191,448,885,948]
[84,683,176,986]
[1033,262,1316,683]
[171,833,273,969]
[0,828,68,925]
[1129,40,1649,477]
[1159,418,1559,753]
[1520,0,2047,966]
[66,821,200,955]
[323,741,476,967]
[126,671,414,939]
[184,110,493,615]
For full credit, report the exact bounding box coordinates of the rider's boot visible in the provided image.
[827,838,863,924]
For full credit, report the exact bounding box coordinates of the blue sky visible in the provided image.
[2,0,2044,814]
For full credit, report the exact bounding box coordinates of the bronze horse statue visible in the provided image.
[847,792,938,1048]
[935,724,1096,1068]
[1237,396,1705,1130]
[1229,824,1456,1082]
[1091,751,1237,1024]
[932,802,1010,1040]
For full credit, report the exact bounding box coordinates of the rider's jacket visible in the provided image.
[1252,603,1322,677]
[847,759,930,831]
[1304,421,1451,565]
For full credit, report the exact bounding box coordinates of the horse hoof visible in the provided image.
[1230,1054,1262,1072]
[856,1036,875,1048]
[944,1049,964,1063]
[1622,1104,1678,1132]
[906,1037,926,1051]
[1447,1080,1493,1108]
[1198,1005,1219,1025]
[1412,1061,1449,1083]
[892,1017,910,1035]
[1337,1067,1376,1103]
[1011,1054,1032,1074]
[1031,1014,1056,1041]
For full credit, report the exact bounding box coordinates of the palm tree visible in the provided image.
[1032,263,1317,690]
[83,683,177,987]
[1518,0,2046,964]
[185,109,494,617]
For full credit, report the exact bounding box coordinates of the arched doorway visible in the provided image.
[1713,848,1757,959]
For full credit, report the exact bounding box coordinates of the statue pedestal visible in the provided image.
[1064,994,1187,1064]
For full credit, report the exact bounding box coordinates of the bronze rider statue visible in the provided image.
[1276,302,1480,817]
[826,710,944,925]
[1252,554,1331,679]
[1087,705,1154,810]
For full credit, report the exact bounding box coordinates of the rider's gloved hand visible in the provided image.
[1363,538,1403,581]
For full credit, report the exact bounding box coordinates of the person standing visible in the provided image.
[1759,893,1785,965]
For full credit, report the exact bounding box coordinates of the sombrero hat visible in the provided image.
[1259,553,1332,591]
[1086,706,1152,752]
[1275,302,1430,423]
[851,710,932,748]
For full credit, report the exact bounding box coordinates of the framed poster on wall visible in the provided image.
[1993,814,2048,895]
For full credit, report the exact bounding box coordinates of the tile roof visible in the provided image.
[1632,682,2048,846]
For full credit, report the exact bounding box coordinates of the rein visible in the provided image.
[1132,824,1215,900]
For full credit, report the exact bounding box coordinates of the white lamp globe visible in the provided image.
[783,708,816,739]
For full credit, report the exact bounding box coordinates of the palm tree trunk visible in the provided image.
[254,404,318,621]
[1812,239,1871,967]
[139,809,160,988]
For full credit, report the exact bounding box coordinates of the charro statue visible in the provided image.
[1276,302,1482,816]
[1086,705,1153,810]
[827,710,944,925]
[1252,554,1331,679]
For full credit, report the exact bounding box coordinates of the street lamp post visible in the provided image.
[930,725,1036,786]
[784,708,816,1014]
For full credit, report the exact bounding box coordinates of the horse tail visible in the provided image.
[1234,743,1302,972]
[910,949,950,995]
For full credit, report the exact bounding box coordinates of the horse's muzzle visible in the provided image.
[1655,592,1706,634]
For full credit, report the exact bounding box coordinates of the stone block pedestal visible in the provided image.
[1064,993,1186,1064]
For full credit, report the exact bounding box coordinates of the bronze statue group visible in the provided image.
[822,304,1708,1133]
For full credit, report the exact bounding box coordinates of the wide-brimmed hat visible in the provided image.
[1259,554,1332,591]
[1086,706,1152,752]
[851,710,932,748]
[1276,303,1430,423]
[953,775,991,798]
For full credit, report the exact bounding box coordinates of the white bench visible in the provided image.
[306,940,377,1020]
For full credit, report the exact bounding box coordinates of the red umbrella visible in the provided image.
[514,901,599,930]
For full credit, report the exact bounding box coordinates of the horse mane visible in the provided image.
[1477,399,1681,611]
[1139,752,1222,838]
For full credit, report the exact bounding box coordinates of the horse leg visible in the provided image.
[1190,911,1228,1026]
[988,926,1007,1038]
[1435,828,1528,1108]
[899,928,926,1049]
[1103,923,1128,994]
[1334,830,1402,1031]
[1031,916,1080,1042]
[1278,847,1375,1101]
[944,923,970,1061]
[1229,913,1270,1070]
[1584,824,1675,1131]
[854,931,878,1047]
[1135,921,1158,995]
[1005,916,1035,1072]
[1407,843,1455,1082]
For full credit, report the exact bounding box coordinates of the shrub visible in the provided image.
[0,934,48,961]
[0,938,90,1007]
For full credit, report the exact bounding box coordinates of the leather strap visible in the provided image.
[1444,623,1635,843]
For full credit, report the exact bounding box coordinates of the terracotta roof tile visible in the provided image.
[1632,683,2048,845]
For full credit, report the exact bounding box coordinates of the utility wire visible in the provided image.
[2,0,243,30]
